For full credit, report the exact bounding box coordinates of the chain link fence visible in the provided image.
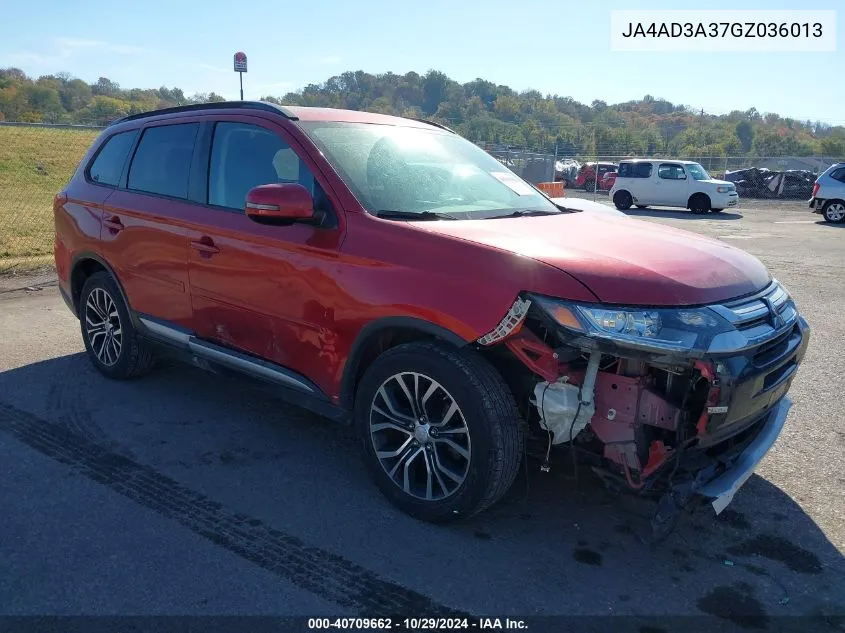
[0,121,104,280]
[1,120,843,281]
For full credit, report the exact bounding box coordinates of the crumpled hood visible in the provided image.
[417,213,771,306]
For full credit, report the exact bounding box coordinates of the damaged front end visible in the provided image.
[477,282,810,539]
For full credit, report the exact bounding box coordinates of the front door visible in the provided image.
[654,163,690,206]
[184,117,346,393]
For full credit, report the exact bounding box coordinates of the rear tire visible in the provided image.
[355,341,524,523]
[822,200,845,223]
[688,193,711,215]
[613,190,633,210]
[79,272,156,380]
[583,178,595,192]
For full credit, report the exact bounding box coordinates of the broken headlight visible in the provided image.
[529,294,735,355]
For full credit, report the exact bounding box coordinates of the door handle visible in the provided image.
[103,216,124,233]
[190,237,219,256]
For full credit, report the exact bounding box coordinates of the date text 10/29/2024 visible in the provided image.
[307,618,528,630]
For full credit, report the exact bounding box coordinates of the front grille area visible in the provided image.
[752,327,794,365]
[708,280,800,355]
[701,281,809,444]
[724,281,790,328]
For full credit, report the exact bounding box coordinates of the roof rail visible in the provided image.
[112,101,299,125]
[409,117,456,134]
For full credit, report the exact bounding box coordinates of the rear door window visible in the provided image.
[127,123,199,199]
[634,162,653,178]
[87,130,139,187]
[618,162,653,178]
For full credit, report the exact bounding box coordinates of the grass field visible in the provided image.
[0,125,100,272]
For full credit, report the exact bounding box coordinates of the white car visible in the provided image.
[609,159,739,214]
[808,162,845,223]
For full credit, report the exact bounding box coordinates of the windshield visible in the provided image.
[686,163,710,180]
[298,121,560,219]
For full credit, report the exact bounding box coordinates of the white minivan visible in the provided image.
[609,159,739,214]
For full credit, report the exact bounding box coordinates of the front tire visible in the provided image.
[822,200,845,223]
[613,191,633,210]
[79,272,156,380]
[355,341,524,523]
[689,193,711,214]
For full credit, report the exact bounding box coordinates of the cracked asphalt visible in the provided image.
[0,201,843,631]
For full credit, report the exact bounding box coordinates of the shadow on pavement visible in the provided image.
[1,353,843,627]
[624,208,744,221]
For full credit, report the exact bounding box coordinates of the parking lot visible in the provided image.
[1,201,843,629]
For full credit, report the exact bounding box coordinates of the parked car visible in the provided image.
[610,159,739,213]
[725,168,816,200]
[809,162,845,223]
[599,170,616,191]
[554,159,580,188]
[54,102,809,537]
[574,161,617,191]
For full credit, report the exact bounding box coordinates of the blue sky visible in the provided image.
[1,0,842,124]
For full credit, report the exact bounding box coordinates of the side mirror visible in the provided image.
[245,184,315,226]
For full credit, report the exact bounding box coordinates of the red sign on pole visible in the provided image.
[233,51,248,73]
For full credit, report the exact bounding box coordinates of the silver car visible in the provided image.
[809,162,845,223]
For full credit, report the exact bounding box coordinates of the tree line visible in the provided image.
[2,67,844,158]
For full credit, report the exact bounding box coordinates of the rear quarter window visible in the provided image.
[87,130,139,187]
[127,123,199,199]
[829,167,845,183]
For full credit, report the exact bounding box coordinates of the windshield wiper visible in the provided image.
[488,209,564,219]
[376,210,459,221]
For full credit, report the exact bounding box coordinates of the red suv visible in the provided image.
[55,102,809,534]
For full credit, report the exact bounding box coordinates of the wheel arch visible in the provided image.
[613,189,632,205]
[70,252,133,321]
[340,317,469,410]
[688,191,711,209]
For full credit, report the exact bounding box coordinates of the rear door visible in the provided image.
[654,162,690,206]
[184,116,346,389]
[629,161,654,202]
[98,121,200,329]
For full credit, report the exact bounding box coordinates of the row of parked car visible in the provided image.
[556,158,845,222]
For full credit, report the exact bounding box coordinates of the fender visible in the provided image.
[339,316,469,410]
[69,251,137,326]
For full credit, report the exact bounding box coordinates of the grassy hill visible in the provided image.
[0,125,99,270]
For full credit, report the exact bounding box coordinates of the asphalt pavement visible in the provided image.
[1,202,843,630]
